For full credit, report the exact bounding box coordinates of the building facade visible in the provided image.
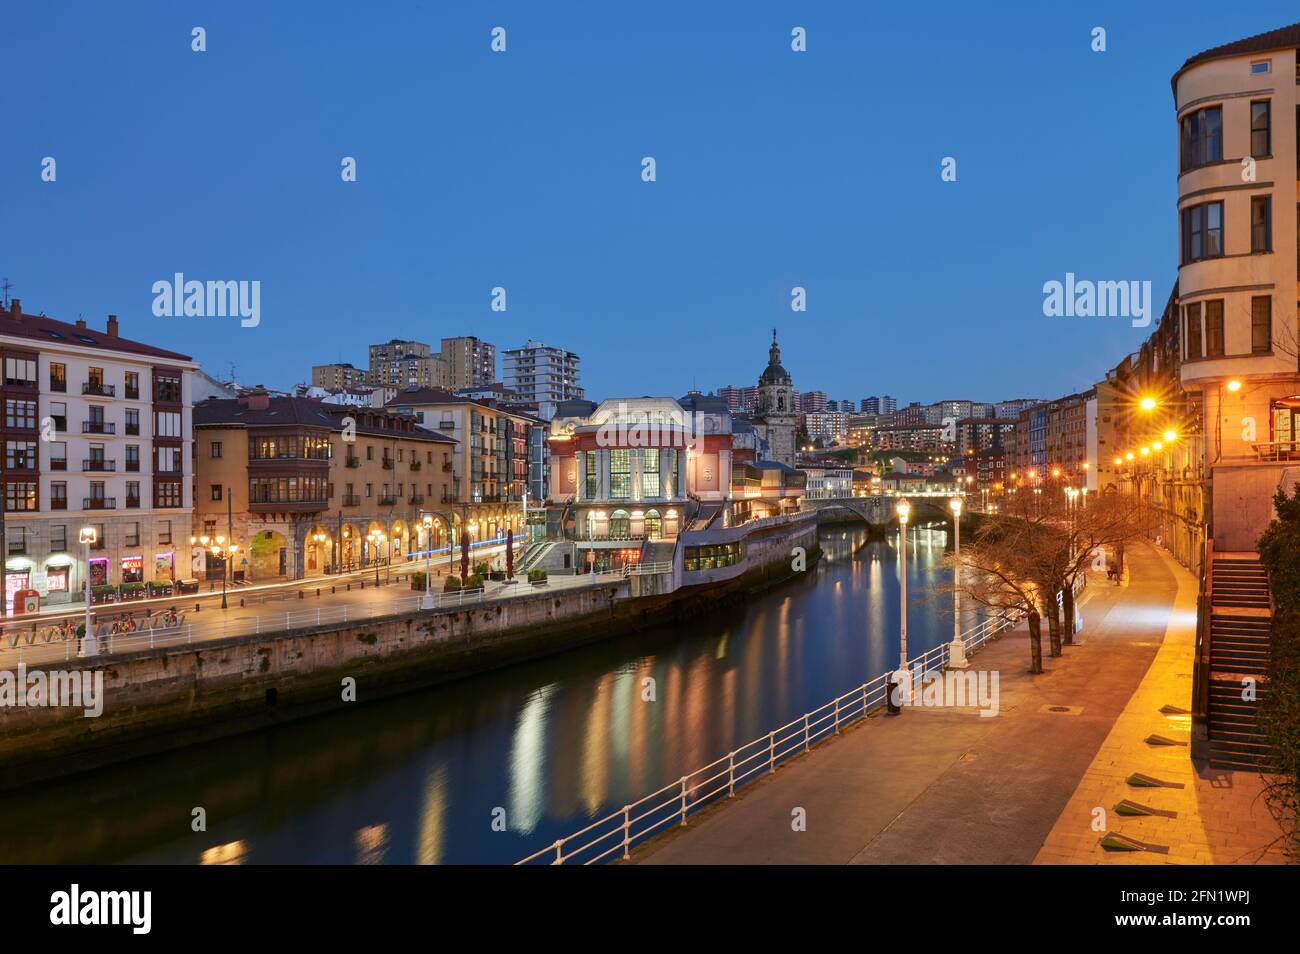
[501,340,583,420]
[440,337,496,391]
[2,304,196,610]
[193,393,457,581]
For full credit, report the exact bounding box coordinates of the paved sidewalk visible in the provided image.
[636,541,1268,865]
[1035,547,1287,865]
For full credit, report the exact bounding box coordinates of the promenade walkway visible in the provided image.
[635,542,1286,865]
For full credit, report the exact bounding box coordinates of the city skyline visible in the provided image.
[8,1,1300,404]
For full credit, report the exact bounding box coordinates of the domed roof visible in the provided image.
[759,329,791,386]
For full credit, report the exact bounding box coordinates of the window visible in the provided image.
[49,362,66,392]
[3,357,36,387]
[1251,101,1272,157]
[50,482,67,510]
[125,444,140,471]
[5,399,36,429]
[642,448,660,498]
[125,408,140,435]
[154,411,182,437]
[157,446,182,473]
[126,481,141,506]
[365,483,373,498]
[1181,202,1223,263]
[124,371,140,400]
[155,480,183,508]
[1251,60,1271,74]
[610,449,631,499]
[7,527,25,556]
[49,401,66,432]
[211,484,222,501]
[154,373,181,402]
[158,520,172,545]
[210,441,223,458]
[1252,296,1273,353]
[5,481,37,511]
[126,522,140,547]
[1180,106,1222,172]
[49,441,67,470]
[1205,300,1224,357]
[5,441,37,469]
[366,445,374,460]
[1185,301,1203,358]
[51,525,67,552]
[1251,196,1272,252]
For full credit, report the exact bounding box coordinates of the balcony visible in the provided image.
[126,495,141,509]
[345,456,360,468]
[125,387,140,401]
[409,493,425,505]
[49,459,67,471]
[442,461,454,472]
[410,460,422,471]
[82,421,115,435]
[125,423,140,435]
[83,497,116,510]
[249,498,327,515]
[382,458,395,470]
[441,491,460,504]
[83,459,117,472]
[50,498,67,510]
[125,460,140,472]
[378,495,397,506]
[49,378,66,393]
[343,494,361,507]
[82,382,115,397]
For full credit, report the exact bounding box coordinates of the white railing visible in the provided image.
[0,572,628,669]
[623,561,673,577]
[517,576,1085,865]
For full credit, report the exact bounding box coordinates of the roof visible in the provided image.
[0,307,193,362]
[194,396,455,442]
[1172,22,1300,93]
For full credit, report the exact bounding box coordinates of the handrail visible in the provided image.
[513,579,1090,866]
[1191,537,1213,747]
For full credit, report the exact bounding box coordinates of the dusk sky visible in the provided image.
[3,1,1296,405]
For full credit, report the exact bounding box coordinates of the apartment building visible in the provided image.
[311,362,369,391]
[368,340,449,390]
[502,340,583,420]
[386,388,540,544]
[440,337,496,391]
[193,392,456,580]
[2,303,196,611]
[1171,24,1300,550]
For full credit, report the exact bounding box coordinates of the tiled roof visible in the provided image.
[194,396,455,442]
[0,308,192,361]
[1173,22,1300,90]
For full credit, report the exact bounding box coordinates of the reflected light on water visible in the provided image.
[354,823,389,865]
[416,763,448,864]
[199,840,247,865]
[508,685,556,835]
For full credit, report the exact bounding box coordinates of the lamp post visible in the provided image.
[421,514,434,610]
[367,529,385,586]
[78,526,97,657]
[947,498,967,669]
[896,498,911,703]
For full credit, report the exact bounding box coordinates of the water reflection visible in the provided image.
[0,525,971,865]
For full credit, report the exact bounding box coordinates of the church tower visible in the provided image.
[755,329,796,466]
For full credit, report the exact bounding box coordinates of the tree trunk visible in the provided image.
[1063,583,1076,646]
[1027,609,1043,674]
[1046,592,1062,657]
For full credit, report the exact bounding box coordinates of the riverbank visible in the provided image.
[0,524,820,793]
[631,541,1281,864]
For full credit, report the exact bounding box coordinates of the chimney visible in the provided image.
[239,388,271,411]
[106,314,119,337]
[75,318,87,330]
[8,298,20,320]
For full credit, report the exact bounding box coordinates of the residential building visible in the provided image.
[311,362,369,391]
[801,466,854,499]
[502,340,583,419]
[800,391,828,414]
[368,339,449,390]
[440,336,496,391]
[2,304,196,610]
[193,392,456,580]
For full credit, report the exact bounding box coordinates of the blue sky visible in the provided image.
[2,1,1296,406]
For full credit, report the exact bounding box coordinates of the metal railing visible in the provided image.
[1249,441,1300,462]
[517,577,1083,865]
[624,561,673,576]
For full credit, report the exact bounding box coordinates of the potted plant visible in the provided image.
[90,584,117,604]
[147,577,173,597]
[409,571,427,591]
[443,575,462,592]
[528,568,548,586]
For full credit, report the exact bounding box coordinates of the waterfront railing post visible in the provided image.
[679,777,688,825]
[803,713,810,752]
[552,840,562,865]
[728,752,736,796]
[768,731,775,773]
[622,806,631,859]
[834,696,841,734]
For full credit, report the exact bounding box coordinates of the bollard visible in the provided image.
[240,598,245,607]
[885,672,901,716]
[195,603,200,613]
[316,588,321,598]
[299,591,304,600]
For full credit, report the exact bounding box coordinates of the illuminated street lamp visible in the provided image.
[1139,396,1158,411]
[78,526,97,656]
[948,498,967,669]
[1226,379,1242,393]
[367,529,386,586]
[896,498,912,703]
[420,514,434,610]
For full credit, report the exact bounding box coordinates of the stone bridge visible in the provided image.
[801,494,970,530]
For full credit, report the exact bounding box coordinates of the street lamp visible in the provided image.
[896,498,911,703]
[947,498,967,669]
[367,529,385,586]
[78,526,97,656]
[202,534,236,609]
[420,514,434,610]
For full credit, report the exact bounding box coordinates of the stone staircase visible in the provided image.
[1206,554,1273,771]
